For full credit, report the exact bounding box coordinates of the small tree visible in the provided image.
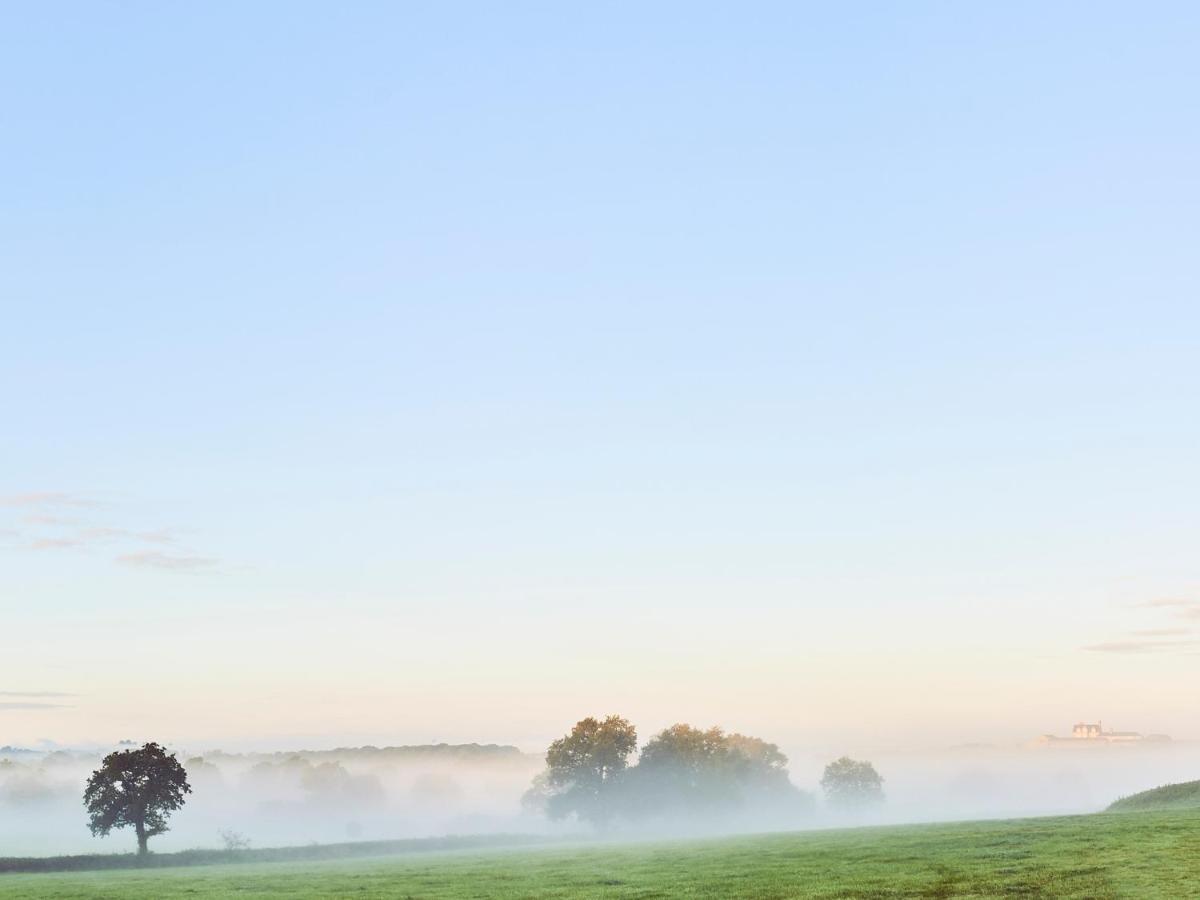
[540,715,637,826]
[83,742,191,855]
[820,756,884,811]
[218,828,251,852]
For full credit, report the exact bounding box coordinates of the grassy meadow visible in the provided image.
[1108,779,1200,813]
[1,808,1198,898]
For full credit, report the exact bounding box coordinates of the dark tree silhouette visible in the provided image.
[83,742,191,855]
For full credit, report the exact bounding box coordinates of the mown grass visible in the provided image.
[1,808,1198,898]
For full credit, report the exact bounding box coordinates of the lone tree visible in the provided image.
[83,742,191,855]
[820,756,884,810]
[537,715,637,826]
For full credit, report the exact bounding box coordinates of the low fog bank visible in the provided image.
[787,741,1200,826]
[0,743,551,856]
[2,738,1196,856]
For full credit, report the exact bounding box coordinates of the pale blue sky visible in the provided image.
[2,2,1199,749]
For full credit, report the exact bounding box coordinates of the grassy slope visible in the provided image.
[1,809,1198,899]
[1108,779,1200,812]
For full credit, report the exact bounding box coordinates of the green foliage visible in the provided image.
[819,756,884,810]
[82,743,191,855]
[519,770,553,815]
[4,809,1200,897]
[531,717,806,826]
[541,715,637,825]
[626,724,740,815]
[626,725,799,817]
[1108,779,1200,812]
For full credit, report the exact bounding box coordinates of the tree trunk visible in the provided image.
[135,820,148,856]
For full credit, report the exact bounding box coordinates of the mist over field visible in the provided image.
[0,745,532,855]
[0,743,546,856]
[3,737,1195,857]
[4,1,1200,895]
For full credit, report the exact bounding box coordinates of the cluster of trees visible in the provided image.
[244,756,386,809]
[0,759,71,807]
[525,716,886,828]
[0,751,105,810]
[524,716,818,826]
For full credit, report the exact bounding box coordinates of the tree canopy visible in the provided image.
[83,742,191,855]
[540,715,637,825]
[631,724,742,812]
[820,756,884,810]
[628,725,800,816]
[529,716,807,827]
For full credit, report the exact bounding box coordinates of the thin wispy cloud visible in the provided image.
[117,551,218,572]
[0,691,76,698]
[4,490,210,571]
[30,537,86,550]
[1083,639,1198,654]
[0,702,71,710]
[1088,596,1200,655]
[0,492,98,508]
[28,527,175,550]
[23,514,77,526]
[77,527,128,541]
[1137,597,1200,610]
[1142,598,1200,621]
[76,527,175,545]
[135,529,174,545]
[1129,627,1192,637]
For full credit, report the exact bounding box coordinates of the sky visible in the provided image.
[2,2,1199,754]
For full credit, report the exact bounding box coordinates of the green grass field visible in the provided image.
[1109,779,1200,813]
[1,809,1198,898]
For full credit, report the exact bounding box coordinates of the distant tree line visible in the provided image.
[73,731,885,853]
